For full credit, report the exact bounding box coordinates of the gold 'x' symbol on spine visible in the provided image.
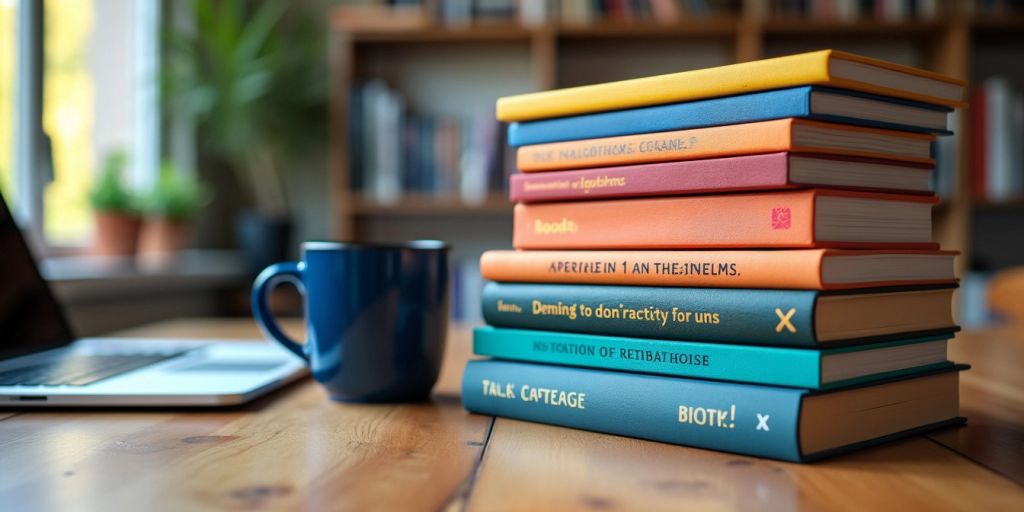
[775,308,797,333]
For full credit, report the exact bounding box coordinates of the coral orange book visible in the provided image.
[480,249,958,290]
[516,118,936,172]
[513,189,940,250]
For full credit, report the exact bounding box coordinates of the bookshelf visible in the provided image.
[327,3,1024,278]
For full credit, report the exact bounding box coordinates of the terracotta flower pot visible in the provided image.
[93,211,142,256]
[138,217,192,256]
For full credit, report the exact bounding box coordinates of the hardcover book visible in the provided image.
[516,118,935,172]
[509,152,935,202]
[480,249,958,290]
[473,327,953,389]
[507,86,952,147]
[496,49,966,122]
[513,189,939,250]
[481,282,957,347]
[462,359,965,462]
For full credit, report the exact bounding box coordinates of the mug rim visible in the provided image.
[302,240,449,251]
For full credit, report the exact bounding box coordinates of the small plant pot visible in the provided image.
[138,216,192,256]
[93,211,142,256]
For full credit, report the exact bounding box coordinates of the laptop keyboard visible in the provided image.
[0,353,185,387]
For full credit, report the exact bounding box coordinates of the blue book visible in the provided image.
[507,86,953,147]
[462,360,965,462]
[482,282,958,347]
[473,327,953,389]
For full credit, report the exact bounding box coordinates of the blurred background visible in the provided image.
[1,0,1022,336]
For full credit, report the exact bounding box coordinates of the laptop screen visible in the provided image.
[0,192,75,359]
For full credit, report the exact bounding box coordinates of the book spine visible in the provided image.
[516,119,794,172]
[495,51,832,121]
[481,282,821,346]
[479,249,829,289]
[509,153,792,202]
[474,327,824,387]
[985,77,1014,202]
[513,189,817,249]
[507,88,811,147]
[971,86,987,200]
[462,359,805,461]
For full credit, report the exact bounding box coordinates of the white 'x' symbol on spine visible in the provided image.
[775,308,797,333]
[756,414,770,431]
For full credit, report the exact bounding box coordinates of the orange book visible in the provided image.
[481,249,958,290]
[516,118,935,172]
[513,189,939,250]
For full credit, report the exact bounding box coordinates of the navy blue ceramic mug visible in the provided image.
[251,241,449,402]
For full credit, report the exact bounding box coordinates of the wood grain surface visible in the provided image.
[0,319,1021,512]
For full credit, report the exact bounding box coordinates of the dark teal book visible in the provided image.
[461,360,966,462]
[473,327,954,389]
[481,282,958,347]
[507,86,953,147]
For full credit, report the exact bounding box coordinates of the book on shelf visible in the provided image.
[507,86,951,147]
[932,109,961,201]
[973,0,1024,17]
[480,249,958,290]
[513,189,939,249]
[496,50,966,122]
[971,77,1024,203]
[515,119,936,172]
[510,153,935,202]
[482,282,957,346]
[462,359,965,462]
[350,81,512,205]
[474,326,953,389]
[768,0,941,21]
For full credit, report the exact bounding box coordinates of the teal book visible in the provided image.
[481,282,958,347]
[461,359,966,462]
[473,327,953,389]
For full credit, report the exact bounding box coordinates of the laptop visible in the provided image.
[0,191,307,407]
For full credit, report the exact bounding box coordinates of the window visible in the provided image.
[1,0,160,248]
[0,1,15,206]
[42,0,95,243]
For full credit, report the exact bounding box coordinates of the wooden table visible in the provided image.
[1,319,1022,511]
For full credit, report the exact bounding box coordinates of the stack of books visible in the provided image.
[462,50,969,462]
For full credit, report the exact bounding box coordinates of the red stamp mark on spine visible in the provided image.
[771,207,791,230]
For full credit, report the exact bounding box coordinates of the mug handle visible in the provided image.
[251,261,308,361]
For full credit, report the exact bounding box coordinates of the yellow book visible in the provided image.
[496,50,966,122]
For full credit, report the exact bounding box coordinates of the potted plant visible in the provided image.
[163,0,325,271]
[90,150,142,256]
[138,161,210,256]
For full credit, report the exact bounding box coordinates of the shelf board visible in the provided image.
[971,15,1024,34]
[556,18,739,39]
[348,24,534,43]
[334,16,1021,44]
[352,194,512,216]
[343,21,739,43]
[337,14,1024,44]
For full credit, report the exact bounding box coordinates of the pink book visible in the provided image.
[509,152,934,203]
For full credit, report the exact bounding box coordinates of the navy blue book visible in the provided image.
[507,86,953,147]
[482,282,958,347]
[462,360,965,462]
